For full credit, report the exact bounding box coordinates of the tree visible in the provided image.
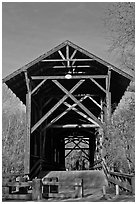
[104,89,135,173]
[2,84,26,174]
[105,2,135,71]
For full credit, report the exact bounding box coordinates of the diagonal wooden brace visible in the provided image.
[64,101,100,127]
[53,80,104,128]
[65,139,83,158]
[31,79,85,133]
[31,79,47,95]
[46,96,87,129]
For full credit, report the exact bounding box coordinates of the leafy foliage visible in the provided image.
[65,150,89,171]
[104,3,135,173]
[104,89,135,173]
[105,2,135,71]
[2,84,26,174]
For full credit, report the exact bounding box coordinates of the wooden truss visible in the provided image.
[29,74,111,132]
[65,137,89,160]
[24,44,112,174]
[30,77,106,134]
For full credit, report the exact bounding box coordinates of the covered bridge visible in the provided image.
[3,40,133,178]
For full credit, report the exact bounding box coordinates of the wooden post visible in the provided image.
[74,178,83,198]
[24,71,31,175]
[32,178,42,201]
[116,184,119,196]
[66,45,70,67]
[102,185,106,196]
[106,76,111,124]
[24,92,31,174]
[39,99,43,160]
[131,176,135,195]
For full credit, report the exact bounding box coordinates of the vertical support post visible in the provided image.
[75,178,83,198]
[116,184,119,196]
[24,71,31,175]
[32,178,42,201]
[42,120,47,158]
[102,185,106,196]
[106,68,111,124]
[100,98,104,123]
[66,45,70,67]
[131,176,135,195]
[39,99,43,160]
[106,76,111,124]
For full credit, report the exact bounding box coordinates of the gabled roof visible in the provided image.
[3,40,133,83]
[2,40,133,104]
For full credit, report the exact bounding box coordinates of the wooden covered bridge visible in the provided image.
[3,40,133,179]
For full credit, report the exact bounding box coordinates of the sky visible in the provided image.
[2,2,114,78]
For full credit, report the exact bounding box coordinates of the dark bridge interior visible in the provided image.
[3,40,132,179]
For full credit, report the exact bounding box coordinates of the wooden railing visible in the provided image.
[93,160,135,195]
[108,171,135,194]
[2,174,32,200]
[42,177,83,199]
[2,175,83,201]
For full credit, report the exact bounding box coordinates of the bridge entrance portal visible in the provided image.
[3,41,132,179]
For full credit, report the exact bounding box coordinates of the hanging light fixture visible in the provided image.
[65,70,72,79]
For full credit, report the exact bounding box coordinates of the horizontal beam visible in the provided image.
[65,148,89,150]
[49,124,99,128]
[53,65,90,68]
[31,75,108,80]
[42,59,95,62]
[43,94,99,99]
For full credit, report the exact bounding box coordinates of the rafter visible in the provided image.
[58,50,66,60]
[70,49,77,59]
[24,71,31,92]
